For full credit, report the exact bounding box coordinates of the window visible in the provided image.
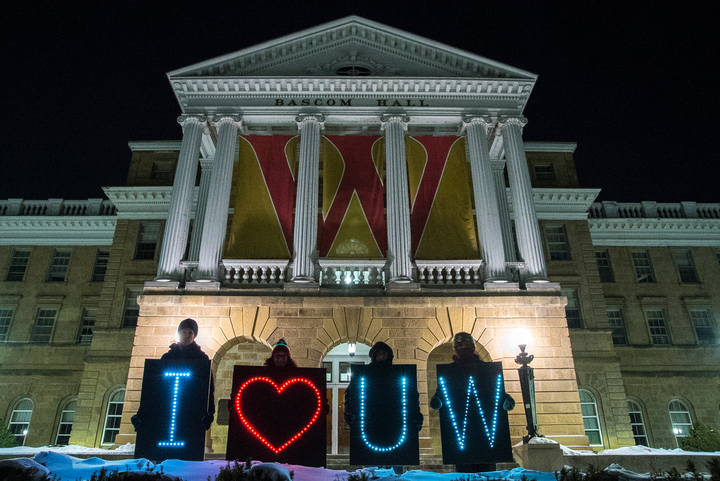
[632,251,656,283]
[716,252,720,268]
[134,223,160,260]
[30,308,58,344]
[579,390,603,446]
[689,310,716,344]
[546,225,571,260]
[0,307,14,342]
[534,164,555,181]
[123,289,141,328]
[323,362,332,383]
[78,308,97,345]
[47,249,71,282]
[339,362,353,382]
[102,389,125,444]
[627,400,649,447]
[668,400,692,447]
[607,309,628,345]
[6,250,30,281]
[595,251,615,283]
[150,161,174,183]
[674,250,699,283]
[8,398,33,446]
[563,288,583,329]
[55,399,76,445]
[91,250,110,282]
[646,309,670,345]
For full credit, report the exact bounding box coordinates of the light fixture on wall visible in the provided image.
[348,343,356,357]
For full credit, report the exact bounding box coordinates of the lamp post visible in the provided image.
[515,343,539,443]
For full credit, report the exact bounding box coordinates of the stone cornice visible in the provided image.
[0,217,116,246]
[103,187,191,220]
[128,141,182,151]
[589,218,720,246]
[506,188,601,220]
[524,142,577,153]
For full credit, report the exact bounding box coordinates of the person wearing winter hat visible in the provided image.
[132,318,215,431]
[264,338,298,368]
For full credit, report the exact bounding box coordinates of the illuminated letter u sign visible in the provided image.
[359,376,408,452]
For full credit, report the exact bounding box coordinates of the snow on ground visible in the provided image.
[0,444,718,481]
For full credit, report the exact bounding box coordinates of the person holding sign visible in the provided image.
[344,342,423,469]
[132,318,215,432]
[430,332,515,472]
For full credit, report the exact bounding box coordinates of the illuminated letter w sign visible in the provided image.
[435,361,514,465]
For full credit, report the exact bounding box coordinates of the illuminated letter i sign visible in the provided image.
[159,371,191,447]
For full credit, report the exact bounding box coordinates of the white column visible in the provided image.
[381,114,413,283]
[290,114,324,282]
[196,115,241,282]
[463,116,509,283]
[188,157,213,263]
[155,115,206,282]
[499,117,548,282]
[491,159,517,262]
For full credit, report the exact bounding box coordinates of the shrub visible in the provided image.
[0,418,17,448]
[679,423,720,452]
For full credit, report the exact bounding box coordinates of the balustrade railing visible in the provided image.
[416,261,484,286]
[221,260,289,287]
[589,201,720,220]
[0,198,117,216]
[318,259,386,286]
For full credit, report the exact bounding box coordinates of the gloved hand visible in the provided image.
[430,396,443,410]
[201,412,214,430]
[503,394,516,411]
[130,414,141,431]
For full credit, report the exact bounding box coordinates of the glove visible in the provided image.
[130,414,141,431]
[503,394,516,411]
[430,396,443,410]
[201,412,214,430]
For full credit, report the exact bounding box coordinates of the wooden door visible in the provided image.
[337,388,351,450]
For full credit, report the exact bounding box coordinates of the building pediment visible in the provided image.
[168,16,536,81]
[167,17,537,116]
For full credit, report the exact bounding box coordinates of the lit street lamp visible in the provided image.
[515,343,540,443]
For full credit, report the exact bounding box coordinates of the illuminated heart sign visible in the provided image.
[235,376,322,454]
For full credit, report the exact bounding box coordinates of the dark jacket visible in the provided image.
[430,353,515,411]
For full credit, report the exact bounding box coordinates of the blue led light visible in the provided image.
[359,376,408,452]
[158,371,191,448]
[438,374,502,449]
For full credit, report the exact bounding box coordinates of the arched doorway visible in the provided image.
[425,340,492,456]
[322,342,371,454]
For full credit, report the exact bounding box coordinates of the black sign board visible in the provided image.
[134,358,211,462]
[348,364,420,466]
[227,366,327,467]
[435,361,513,465]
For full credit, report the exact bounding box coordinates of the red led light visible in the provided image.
[235,376,322,454]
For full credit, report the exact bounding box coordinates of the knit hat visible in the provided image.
[369,341,394,362]
[453,332,475,350]
[177,318,199,337]
[271,339,291,357]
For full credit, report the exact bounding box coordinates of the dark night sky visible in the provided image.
[1,1,717,204]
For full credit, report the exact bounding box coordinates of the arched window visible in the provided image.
[668,400,692,447]
[627,400,649,446]
[8,398,34,446]
[579,390,603,446]
[102,389,125,445]
[55,399,77,445]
